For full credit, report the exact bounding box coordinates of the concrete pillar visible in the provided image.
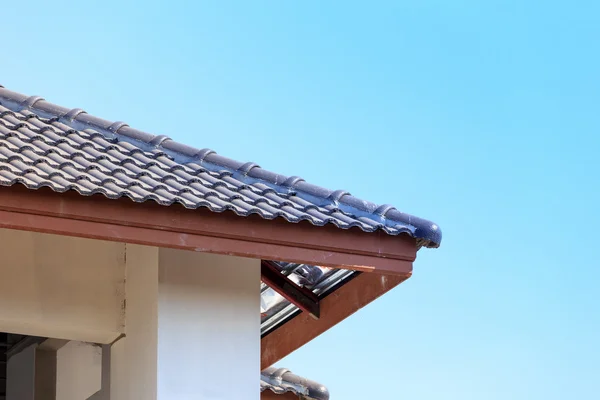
[124,245,159,400]
[6,344,36,400]
[123,245,260,400]
[7,339,104,400]
[55,341,102,400]
[108,338,126,400]
[34,348,57,400]
[87,345,111,400]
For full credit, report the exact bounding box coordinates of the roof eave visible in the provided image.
[0,184,418,275]
[0,184,416,367]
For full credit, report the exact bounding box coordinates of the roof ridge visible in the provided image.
[0,84,441,247]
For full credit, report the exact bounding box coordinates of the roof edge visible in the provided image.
[0,85,441,247]
[261,367,330,400]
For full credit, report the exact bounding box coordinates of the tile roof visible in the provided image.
[261,367,329,400]
[0,85,441,247]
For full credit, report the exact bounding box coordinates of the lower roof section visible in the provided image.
[261,367,329,400]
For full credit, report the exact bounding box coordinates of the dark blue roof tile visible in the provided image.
[0,86,442,247]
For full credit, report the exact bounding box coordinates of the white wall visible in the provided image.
[157,248,260,400]
[122,245,261,400]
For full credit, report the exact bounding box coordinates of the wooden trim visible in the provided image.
[261,260,320,319]
[261,272,409,369]
[0,186,416,274]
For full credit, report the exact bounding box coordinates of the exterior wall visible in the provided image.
[157,248,260,400]
[121,245,261,400]
[0,229,125,343]
[0,231,260,399]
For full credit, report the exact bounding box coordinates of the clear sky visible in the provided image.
[2,1,599,399]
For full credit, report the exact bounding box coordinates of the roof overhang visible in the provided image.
[0,185,417,273]
[0,184,417,366]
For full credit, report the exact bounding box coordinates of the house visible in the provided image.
[0,84,442,399]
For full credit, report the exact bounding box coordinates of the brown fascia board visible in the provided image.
[261,260,321,319]
[0,185,416,274]
[261,272,409,369]
[261,392,301,400]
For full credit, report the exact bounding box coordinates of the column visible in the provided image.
[6,344,36,400]
[54,341,102,400]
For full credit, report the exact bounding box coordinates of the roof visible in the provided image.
[0,85,441,248]
[261,261,355,335]
[261,367,329,400]
[0,84,440,342]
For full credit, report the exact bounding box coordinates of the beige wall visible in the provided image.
[0,229,126,343]
[55,341,102,400]
[7,340,105,400]
[0,230,261,399]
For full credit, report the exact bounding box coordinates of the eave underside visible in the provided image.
[0,185,415,366]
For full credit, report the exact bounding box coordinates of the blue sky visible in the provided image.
[2,1,599,398]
